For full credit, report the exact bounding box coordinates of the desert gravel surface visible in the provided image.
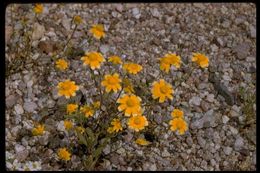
[5,3,256,171]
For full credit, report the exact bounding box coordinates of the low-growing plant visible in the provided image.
[12,4,211,171]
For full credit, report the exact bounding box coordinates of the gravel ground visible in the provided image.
[5,3,256,171]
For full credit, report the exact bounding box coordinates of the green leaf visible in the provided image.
[93,146,103,159]
[85,127,95,139]
[76,131,88,147]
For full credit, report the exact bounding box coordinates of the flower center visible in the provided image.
[134,118,141,125]
[61,83,71,90]
[164,57,172,64]
[107,77,117,85]
[160,85,168,94]
[126,99,135,107]
[89,54,97,61]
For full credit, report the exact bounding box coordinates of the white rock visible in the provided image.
[234,136,244,151]
[150,164,157,171]
[151,8,160,18]
[206,94,215,103]
[223,146,232,155]
[100,45,109,54]
[27,80,33,87]
[189,96,201,106]
[32,23,45,40]
[222,115,229,124]
[14,104,24,115]
[15,144,25,153]
[162,149,171,157]
[127,167,133,171]
[250,25,256,38]
[246,56,255,62]
[132,8,141,19]
[103,145,111,155]
[62,18,71,30]
[229,126,238,135]
[115,4,123,12]
[23,101,38,113]
[57,121,65,132]
[136,150,143,156]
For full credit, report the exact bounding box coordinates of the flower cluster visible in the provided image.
[107,118,123,133]
[42,9,211,166]
[151,79,174,103]
[33,4,43,14]
[32,124,45,136]
[160,53,181,73]
[169,109,188,135]
[57,80,79,99]
[101,73,122,93]
[57,148,71,161]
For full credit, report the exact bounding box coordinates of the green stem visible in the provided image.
[97,70,103,111]
[63,24,78,56]
[114,73,127,103]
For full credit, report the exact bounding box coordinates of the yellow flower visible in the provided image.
[90,24,105,39]
[123,78,135,93]
[171,109,184,119]
[55,59,68,71]
[57,148,71,161]
[92,101,100,109]
[128,115,148,132]
[117,94,142,116]
[32,124,45,136]
[57,80,79,99]
[135,138,151,146]
[80,105,94,118]
[169,118,188,135]
[123,63,143,74]
[76,126,85,134]
[66,104,78,114]
[33,4,43,14]
[159,53,181,73]
[192,53,209,68]
[73,15,83,25]
[111,118,123,132]
[107,127,114,134]
[64,120,73,130]
[101,73,122,93]
[81,52,105,70]
[108,56,122,65]
[151,79,174,103]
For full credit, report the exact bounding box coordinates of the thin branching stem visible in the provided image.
[97,70,103,111]
[63,24,78,56]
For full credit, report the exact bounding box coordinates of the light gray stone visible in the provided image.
[250,25,256,38]
[190,109,216,129]
[223,146,232,155]
[100,44,109,54]
[132,8,141,19]
[189,96,201,106]
[229,126,238,135]
[151,8,160,18]
[103,144,111,155]
[115,4,123,12]
[234,136,244,151]
[232,43,250,60]
[23,101,38,113]
[14,104,24,115]
[32,23,45,40]
[6,95,18,108]
[62,18,71,30]
[206,94,215,103]
[222,115,230,124]
[162,149,171,157]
